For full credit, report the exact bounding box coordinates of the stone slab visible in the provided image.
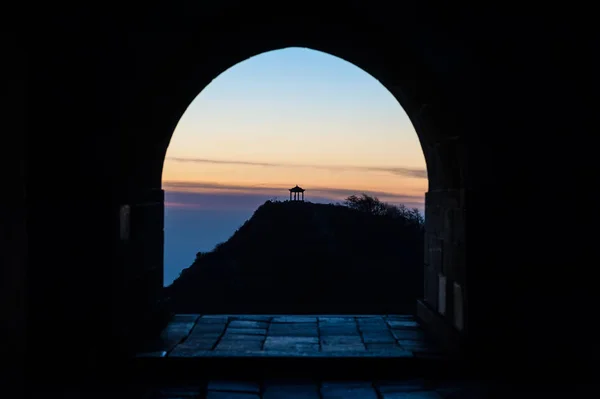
[272,316,318,323]
[230,315,273,322]
[320,336,364,345]
[221,334,265,342]
[321,345,366,352]
[215,341,263,351]
[229,320,269,329]
[362,334,397,344]
[388,320,420,329]
[191,325,227,335]
[263,343,320,352]
[318,317,356,323]
[225,327,267,335]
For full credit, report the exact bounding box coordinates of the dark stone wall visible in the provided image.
[422,189,467,333]
[1,32,27,390]
[3,0,597,387]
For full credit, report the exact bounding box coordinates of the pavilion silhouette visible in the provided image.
[289,185,305,201]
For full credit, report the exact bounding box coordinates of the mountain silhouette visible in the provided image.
[165,198,424,314]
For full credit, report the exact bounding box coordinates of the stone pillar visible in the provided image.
[417,188,466,355]
[115,188,171,352]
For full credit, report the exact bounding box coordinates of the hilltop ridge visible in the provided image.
[165,198,424,314]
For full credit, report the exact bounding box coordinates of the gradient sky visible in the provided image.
[162,47,427,285]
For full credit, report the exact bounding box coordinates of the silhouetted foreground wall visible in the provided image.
[3,1,597,388]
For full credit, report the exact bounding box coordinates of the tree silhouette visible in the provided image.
[343,193,424,229]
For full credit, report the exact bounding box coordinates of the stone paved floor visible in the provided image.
[137,315,441,359]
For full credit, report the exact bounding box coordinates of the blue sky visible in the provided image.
[162,47,426,285]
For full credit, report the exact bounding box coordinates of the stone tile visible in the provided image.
[268,324,317,330]
[264,343,319,352]
[265,336,319,344]
[230,315,273,322]
[319,328,360,337]
[388,320,420,329]
[229,320,269,329]
[357,317,386,323]
[181,334,222,345]
[358,328,389,335]
[169,339,219,356]
[318,317,356,323]
[272,316,317,323]
[319,323,358,330]
[321,344,366,352]
[225,327,267,335]
[362,333,397,344]
[207,381,261,393]
[268,330,318,338]
[268,325,318,337]
[320,336,364,346]
[358,320,388,324]
[321,381,378,398]
[264,336,319,352]
[215,341,263,351]
[357,320,388,327]
[268,326,318,332]
[268,323,317,330]
[221,333,265,341]
[191,323,227,335]
[359,328,390,335]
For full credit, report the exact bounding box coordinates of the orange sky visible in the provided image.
[162,47,427,210]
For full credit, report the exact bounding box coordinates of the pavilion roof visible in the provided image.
[289,185,305,192]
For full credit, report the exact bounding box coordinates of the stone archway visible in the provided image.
[115,3,475,356]
[18,1,596,385]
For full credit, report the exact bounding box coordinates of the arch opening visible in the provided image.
[161,47,429,315]
[119,8,470,356]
